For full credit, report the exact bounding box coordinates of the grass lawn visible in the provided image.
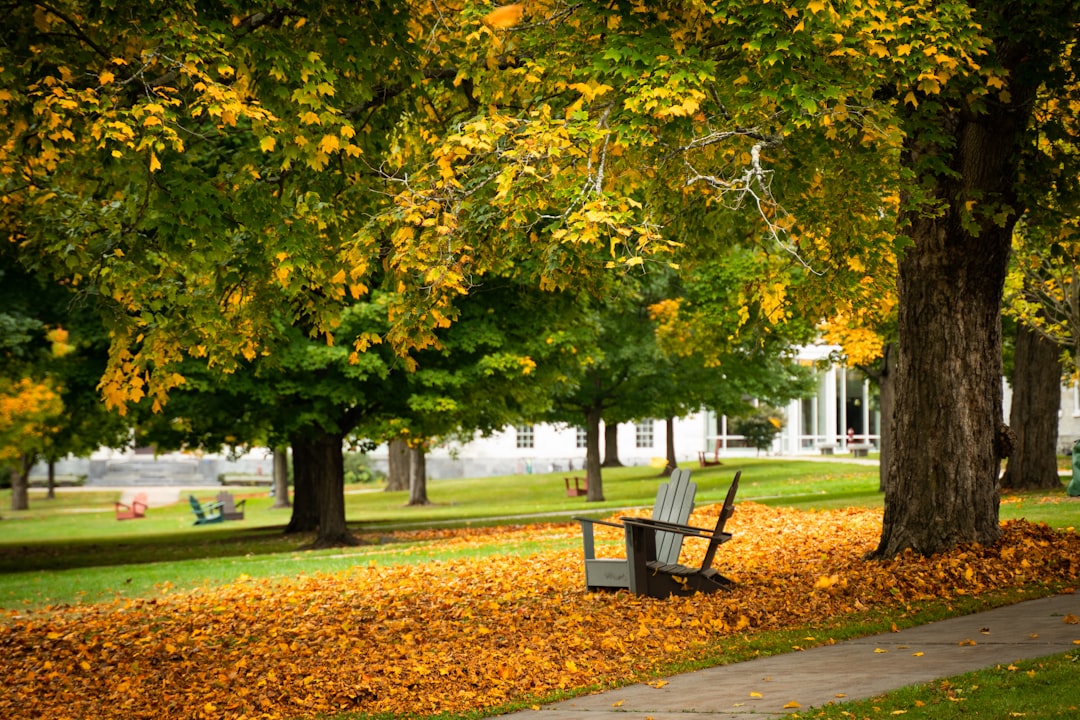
[0,457,1077,610]
[801,651,1080,719]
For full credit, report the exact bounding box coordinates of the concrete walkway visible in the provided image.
[498,593,1080,719]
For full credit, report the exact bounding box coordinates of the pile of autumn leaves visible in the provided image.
[2,504,1078,720]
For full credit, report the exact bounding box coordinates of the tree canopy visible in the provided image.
[5,1,1079,555]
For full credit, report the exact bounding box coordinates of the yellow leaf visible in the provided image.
[260,135,276,152]
[564,659,577,672]
[1063,614,1079,625]
[807,0,826,14]
[913,651,924,657]
[813,574,839,590]
[750,691,763,698]
[483,4,524,28]
[784,701,801,709]
[99,69,115,85]
[319,134,340,153]
[959,638,977,646]
[149,152,161,173]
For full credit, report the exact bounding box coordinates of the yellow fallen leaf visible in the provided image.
[874,648,888,653]
[959,639,978,646]
[784,700,802,709]
[612,700,624,707]
[814,574,839,589]
[835,693,847,698]
[891,711,907,715]
[1064,614,1079,625]
[647,680,668,689]
[750,691,763,698]
[913,651,924,657]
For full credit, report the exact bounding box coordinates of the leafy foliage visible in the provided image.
[1,505,1076,719]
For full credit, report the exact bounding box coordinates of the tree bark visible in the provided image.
[299,431,357,548]
[876,111,1031,557]
[284,437,319,533]
[271,446,291,508]
[385,438,410,491]
[1001,323,1062,490]
[10,454,31,511]
[876,345,896,494]
[407,446,430,506]
[584,404,605,501]
[662,416,677,476]
[601,422,623,467]
[46,460,56,500]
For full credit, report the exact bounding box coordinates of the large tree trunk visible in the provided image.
[385,438,410,491]
[1001,323,1062,490]
[601,423,623,467]
[299,431,356,548]
[662,416,677,476]
[584,404,605,501]
[407,446,430,506]
[876,94,1035,558]
[285,437,319,533]
[10,455,31,511]
[272,446,291,509]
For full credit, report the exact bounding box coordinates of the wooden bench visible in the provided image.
[215,491,246,521]
[565,476,588,497]
[115,492,148,520]
[189,495,225,525]
[574,468,697,592]
[622,471,740,598]
[849,444,872,457]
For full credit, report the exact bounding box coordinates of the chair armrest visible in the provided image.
[574,517,627,560]
[572,516,625,529]
[234,498,246,509]
[621,517,731,543]
[203,501,225,512]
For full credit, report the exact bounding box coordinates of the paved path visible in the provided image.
[497,593,1080,719]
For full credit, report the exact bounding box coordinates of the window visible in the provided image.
[635,420,654,448]
[1073,383,1080,417]
[576,427,587,449]
[515,425,534,449]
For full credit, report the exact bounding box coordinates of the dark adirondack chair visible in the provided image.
[188,495,225,525]
[115,492,148,520]
[215,491,246,521]
[622,471,740,598]
[575,467,697,592]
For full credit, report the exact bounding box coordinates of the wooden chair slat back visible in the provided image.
[653,468,697,565]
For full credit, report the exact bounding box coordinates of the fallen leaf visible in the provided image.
[1064,614,1079,625]
[612,700,624,707]
[874,648,888,653]
[959,639,978,646]
[784,700,802,709]
[835,693,848,698]
[648,680,668,689]
[912,652,924,657]
[750,691,764,698]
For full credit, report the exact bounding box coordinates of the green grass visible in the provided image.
[799,650,1080,719]
[0,457,1076,612]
